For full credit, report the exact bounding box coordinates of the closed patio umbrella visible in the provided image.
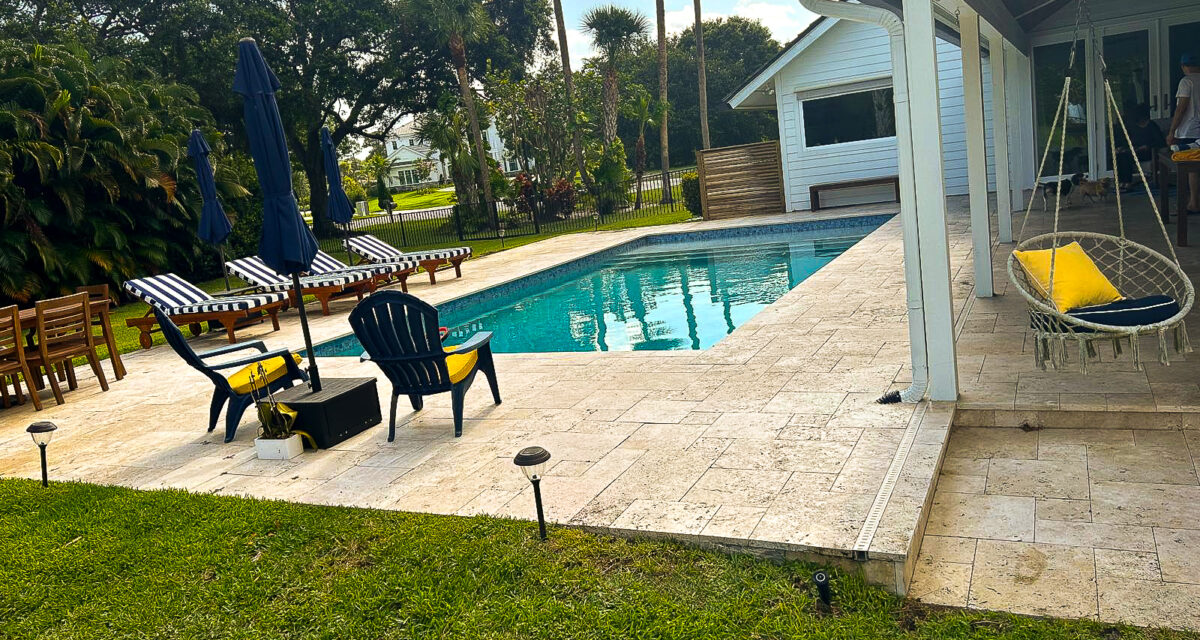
[187,129,233,291]
[234,37,323,391]
[321,126,354,263]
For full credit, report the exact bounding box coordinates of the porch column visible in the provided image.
[904,0,958,401]
[985,25,1014,243]
[960,6,993,297]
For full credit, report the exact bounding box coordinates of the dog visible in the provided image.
[1040,173,1083,211]
[1076,175,1112,204]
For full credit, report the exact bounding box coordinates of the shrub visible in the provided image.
[343,175,368,206]
[543,178,576,220]
[681,172,703,217]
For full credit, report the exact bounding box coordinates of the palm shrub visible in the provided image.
[0,41,241,305]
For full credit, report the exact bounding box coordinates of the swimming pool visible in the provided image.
[314,215,889,356]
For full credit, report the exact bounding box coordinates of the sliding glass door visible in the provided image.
[1033,39,1089,176]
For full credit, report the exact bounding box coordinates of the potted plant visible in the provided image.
[250,365,303,460]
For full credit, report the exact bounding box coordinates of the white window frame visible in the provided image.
[797,77,897,152]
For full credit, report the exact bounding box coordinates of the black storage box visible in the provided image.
[273,377,381,449]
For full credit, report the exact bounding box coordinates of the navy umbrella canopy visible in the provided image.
[234,37,322,391]
[233,37,317,277]
[187,129,233,290]
[322,127,354,225]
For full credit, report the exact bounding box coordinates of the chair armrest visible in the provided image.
[197,341,267,359]
[447,331,493,355]
[207,348,296,371]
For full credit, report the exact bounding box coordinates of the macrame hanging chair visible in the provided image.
[1006,0,1194,373]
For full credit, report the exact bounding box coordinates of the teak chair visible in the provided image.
[225,255,372,316]
[153,308,308,442]
[25,292,108,406]
[75,284,125,380]
[309,250,416,293]
[0,305,41,411]
[123,273,288,348]
[346,234,471,285]
[349,291,500,439]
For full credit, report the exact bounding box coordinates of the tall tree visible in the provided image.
[655,0,671,203]
[552,0,590,187]
[693,0,710,149]
[581,5,648,151]
[415,0,494,205]
[624,90,658,210]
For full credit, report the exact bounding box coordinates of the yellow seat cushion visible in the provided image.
[227,353,303,395]
[443,345,478,384]
[1013,242,1123,312]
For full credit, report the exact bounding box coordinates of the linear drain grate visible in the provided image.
[852,400,927,560]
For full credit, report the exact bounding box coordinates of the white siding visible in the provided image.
[772,20,997,211]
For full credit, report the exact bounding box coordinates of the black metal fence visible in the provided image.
[335,169,690,251]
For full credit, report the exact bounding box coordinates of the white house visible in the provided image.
[729,0,1199,403]
[383,121,521,190]
[728,16,999,210]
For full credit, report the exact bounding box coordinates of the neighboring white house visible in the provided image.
[383,121,521,190]
[728,16,998,210]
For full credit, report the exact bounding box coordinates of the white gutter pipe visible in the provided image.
[797,0,928,402]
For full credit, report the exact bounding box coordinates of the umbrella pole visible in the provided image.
[219,246,231,291]
[292,272,322,393]
[344,222,353,264]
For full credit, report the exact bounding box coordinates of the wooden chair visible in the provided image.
[346,234,471,285]
[76,284,126,380]
[25,292,108,406]
[349,291,500,439]
[0,305,41,411]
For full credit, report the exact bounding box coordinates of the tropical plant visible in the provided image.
[551,0,590,187]
[623,89,659,210]
[589,139,630,217]
[654,0,672,204]
[681,171,702,216]
[0,41,241,305]
[416,102,481,204]
[581,5,648,151]
[414,0,495,205]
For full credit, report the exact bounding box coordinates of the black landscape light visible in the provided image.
[26,421,57,487]
[813,570,832,607]
[513,446,551,541]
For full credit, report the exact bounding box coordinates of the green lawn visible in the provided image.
[366,187,456,213]
[1,479,1187,640]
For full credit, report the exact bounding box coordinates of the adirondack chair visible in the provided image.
[348,291,500,439]
[153,308,307,442]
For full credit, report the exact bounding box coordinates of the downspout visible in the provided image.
[797,0,929,402]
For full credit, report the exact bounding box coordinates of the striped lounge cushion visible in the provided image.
[226,256,363,292]
[123,274,285,316]
[347,235,470,264]
[402,247,472,262]
[311,250,414,276]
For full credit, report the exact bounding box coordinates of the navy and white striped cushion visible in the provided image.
[347,235,471,265]
[123,274,285,315]
[312,250,415,276]
[226,256,363,291]
[402,247,471,262]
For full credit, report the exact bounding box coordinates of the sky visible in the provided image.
[558,0,820,69]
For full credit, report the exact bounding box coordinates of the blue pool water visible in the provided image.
[315,216,888,355]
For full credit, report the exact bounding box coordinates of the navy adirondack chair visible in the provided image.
[153,308,308,442]
[349,291,500,439]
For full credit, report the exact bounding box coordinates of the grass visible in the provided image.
[1,479,1190,640]
[366,188,456,213]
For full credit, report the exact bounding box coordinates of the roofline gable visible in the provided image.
[725,16,833,109]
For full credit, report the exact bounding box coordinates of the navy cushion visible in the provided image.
[1032,295,1180,332]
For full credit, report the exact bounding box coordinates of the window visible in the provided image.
[800,81,895,147]
[390,140,398,151]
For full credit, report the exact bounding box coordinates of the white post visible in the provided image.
[985,25,1013,243]
[1007,47,1034,214]
[960,6,992,297]
[904,0,958,401]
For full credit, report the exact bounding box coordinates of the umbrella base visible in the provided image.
[274,377,381,449]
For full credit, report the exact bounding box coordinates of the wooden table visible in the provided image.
[1155,149,1200,247]
[19,298,126,380]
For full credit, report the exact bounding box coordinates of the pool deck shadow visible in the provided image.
[0,202,949,595]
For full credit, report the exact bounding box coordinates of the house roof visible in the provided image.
[724,17,830,110]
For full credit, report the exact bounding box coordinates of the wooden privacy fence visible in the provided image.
[696,140,785,220]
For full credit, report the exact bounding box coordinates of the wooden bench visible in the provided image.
[809,176,900,211]
[1155,149,1200,247]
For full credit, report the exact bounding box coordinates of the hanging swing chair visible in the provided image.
[1006,0,1194,373]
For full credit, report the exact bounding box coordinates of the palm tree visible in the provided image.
[552,0,591,188]
[655,0,672,204]
[416,0,493,205]
[693,0,711,149]
[625,93,658,210]
[582,5,648,151]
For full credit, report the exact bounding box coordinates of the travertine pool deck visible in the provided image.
[0,203,949,594]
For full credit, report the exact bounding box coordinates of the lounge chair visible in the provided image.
[346,234,471,285]
[310,250,417,293]
[226,255,372,316]
[124,273,287,348]
[153,308,307,442]
[349,291,500,439]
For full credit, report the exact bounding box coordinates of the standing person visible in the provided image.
[1115,103,1165,190]
[1167,53,1200,214]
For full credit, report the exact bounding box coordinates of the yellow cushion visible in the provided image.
[443,345,478,384]
[227,353,303,395]
[1013,241,1122,312]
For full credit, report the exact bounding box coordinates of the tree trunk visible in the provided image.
[694,0,710,150]
[601,67,618,150]
[553,0,591,188]
[656,0,672,204]
[300,135,334,237]
[635,132,645,209]
[451,34,493,205]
